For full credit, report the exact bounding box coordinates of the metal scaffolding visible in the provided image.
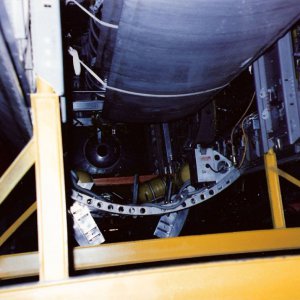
[1,78,300,298]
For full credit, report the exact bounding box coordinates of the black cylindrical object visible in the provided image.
[96,0,300,122]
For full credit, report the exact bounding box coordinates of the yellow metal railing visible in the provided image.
[264,148,286,228]
[1,78,300,298]
[0,78,69,281]
[32,78,69,281]
[0,139,35,206]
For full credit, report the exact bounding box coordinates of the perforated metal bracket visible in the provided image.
[71,168,240,216]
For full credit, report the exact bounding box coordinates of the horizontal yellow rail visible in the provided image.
[1,228,300,280]
[1,254,300,299]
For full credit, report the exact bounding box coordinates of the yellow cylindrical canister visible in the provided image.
[138,163,190,203]
[76,170,93,183]
[180,163,190,183]
[138,177,167,203]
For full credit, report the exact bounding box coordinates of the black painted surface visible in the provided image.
[0,2,32,153]
[104,0,300,122]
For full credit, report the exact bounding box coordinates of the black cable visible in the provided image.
[206,163,229,174]
[206,164,220,173]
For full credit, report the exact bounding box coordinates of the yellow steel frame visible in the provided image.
[264,148,286,228]
[0,202,37,248]
[1,78,300,297]
[0,139,35,206]
[1,227,300,280]
[0,78,68,282]
[1,255,300,300]
[32,78,69,281]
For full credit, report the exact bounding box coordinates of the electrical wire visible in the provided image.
[230,92,255,146]
[106,81,229,98]
[68,47,229,98]
[237,116,249,169]
[66,0,119,29]
[230,92,255,163]
[207,162,230,173]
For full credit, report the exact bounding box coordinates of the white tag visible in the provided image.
[69,47,81,75]
[71,202,105,246]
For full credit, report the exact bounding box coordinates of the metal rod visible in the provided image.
[93,175,158,186]
[132,174,139,204]
[162,123,173,173]
[31,77,69,281]
[0,139,35,206]
[264,148,286,228]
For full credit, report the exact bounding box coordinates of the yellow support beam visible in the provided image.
[0,252,38,280]
[31,78,69,281]
[0,202,37,247]
[264,148,286,228]
[2,75,300,299]
[276,168,300,188]
[1,255,300,299]
[0,139,35,205]
[2,228,300,280]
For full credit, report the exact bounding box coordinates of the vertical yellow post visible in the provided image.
[31,78,69,281]
[264,148,286,229]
